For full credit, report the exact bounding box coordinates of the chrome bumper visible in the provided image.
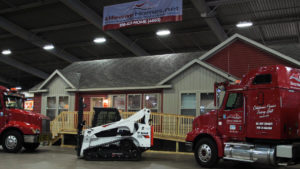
[24,135,39,143]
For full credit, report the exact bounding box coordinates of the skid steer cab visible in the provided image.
[77,104,153,161]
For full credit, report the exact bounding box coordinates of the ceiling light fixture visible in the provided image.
[236,21,253,28]
[43,44,55,50]
[156,29,171,36]
[2,49,11,55]
[93,37,106,43]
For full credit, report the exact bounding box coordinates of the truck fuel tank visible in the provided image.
[224,142,276,165]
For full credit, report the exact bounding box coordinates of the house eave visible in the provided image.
[65,85,172,92]
[29,89,49,93]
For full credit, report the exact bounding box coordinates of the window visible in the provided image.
[47,97,56,109]
[200,93,214,115]
[93,109,121,127]
[181,93,196,116]
[5,96,23,109]
[91,98,104,108]
[144,94,160,112]
[216,86,226,108]
[253,74,272,85]
[225,93,243,110]
[46,97,56,120]
[127,94,141,112]
[58,96,69,115]
[46,96,69,121]
[112,95,125,112]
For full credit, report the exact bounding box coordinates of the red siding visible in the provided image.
[33,94,41,114]
[206,40,298,78]
[75,90,162,112]
[77,93,108,111]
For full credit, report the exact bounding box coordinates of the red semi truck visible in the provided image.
[0,86,50,153]
[185,65,300,167]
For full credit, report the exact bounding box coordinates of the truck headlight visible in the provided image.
[31,129,40,134]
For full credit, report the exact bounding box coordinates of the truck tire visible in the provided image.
[23,143,40,152]
[194,138,219,168]
[2,130,23,153]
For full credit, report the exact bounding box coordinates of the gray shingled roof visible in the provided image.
[37,52,204,90]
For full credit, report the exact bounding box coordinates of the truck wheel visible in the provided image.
[194,138,219,168]
[23,143,40,152]
[2,130,23,153]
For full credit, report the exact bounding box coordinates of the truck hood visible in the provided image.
[7,108,50,122]
[193,110,218,131]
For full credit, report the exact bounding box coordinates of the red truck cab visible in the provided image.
[186,65,300,167]
[0,86,50,153]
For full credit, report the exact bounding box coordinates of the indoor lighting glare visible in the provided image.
[156,29,171,36]
[43,44,55,50]
[15,86,22,90]
[93,37,106,43]
[236,21,253,28]
[2,49,11,55]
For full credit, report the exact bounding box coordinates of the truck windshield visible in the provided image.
[5,96,24,109]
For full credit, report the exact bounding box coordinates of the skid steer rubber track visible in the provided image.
[83,140,142,161]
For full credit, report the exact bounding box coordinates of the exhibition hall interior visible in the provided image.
[0,1,300,169]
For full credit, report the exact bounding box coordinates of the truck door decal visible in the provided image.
[290,72,300,89]
[253,104,276,119]
[221,92,245,135]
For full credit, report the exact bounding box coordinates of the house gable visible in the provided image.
[158,59,237,85]
[162,63,231,115]
[199,34,300,78]
[205,40,297,78]
[44,75,72,95]
[37,70,76,91]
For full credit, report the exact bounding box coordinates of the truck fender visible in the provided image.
[194,133,224,158]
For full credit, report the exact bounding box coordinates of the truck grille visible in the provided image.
[42,119,50,134]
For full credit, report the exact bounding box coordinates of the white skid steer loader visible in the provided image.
[76,97,153,160]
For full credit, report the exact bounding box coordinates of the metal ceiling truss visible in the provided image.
[59,0,150,56]
[0,75,17,85]
[206,0,251,7]
[0,0,59,14]
[190,0,228,42]
[0,21,90,39]
[0,16,81,63]
[0,55,49,79]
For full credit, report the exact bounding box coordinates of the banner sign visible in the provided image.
[103,0,182,30]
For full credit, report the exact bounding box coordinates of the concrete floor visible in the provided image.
[0,146,299,169]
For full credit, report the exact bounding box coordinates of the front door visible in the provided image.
[90,97,106,110]
[220,92,246,138]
